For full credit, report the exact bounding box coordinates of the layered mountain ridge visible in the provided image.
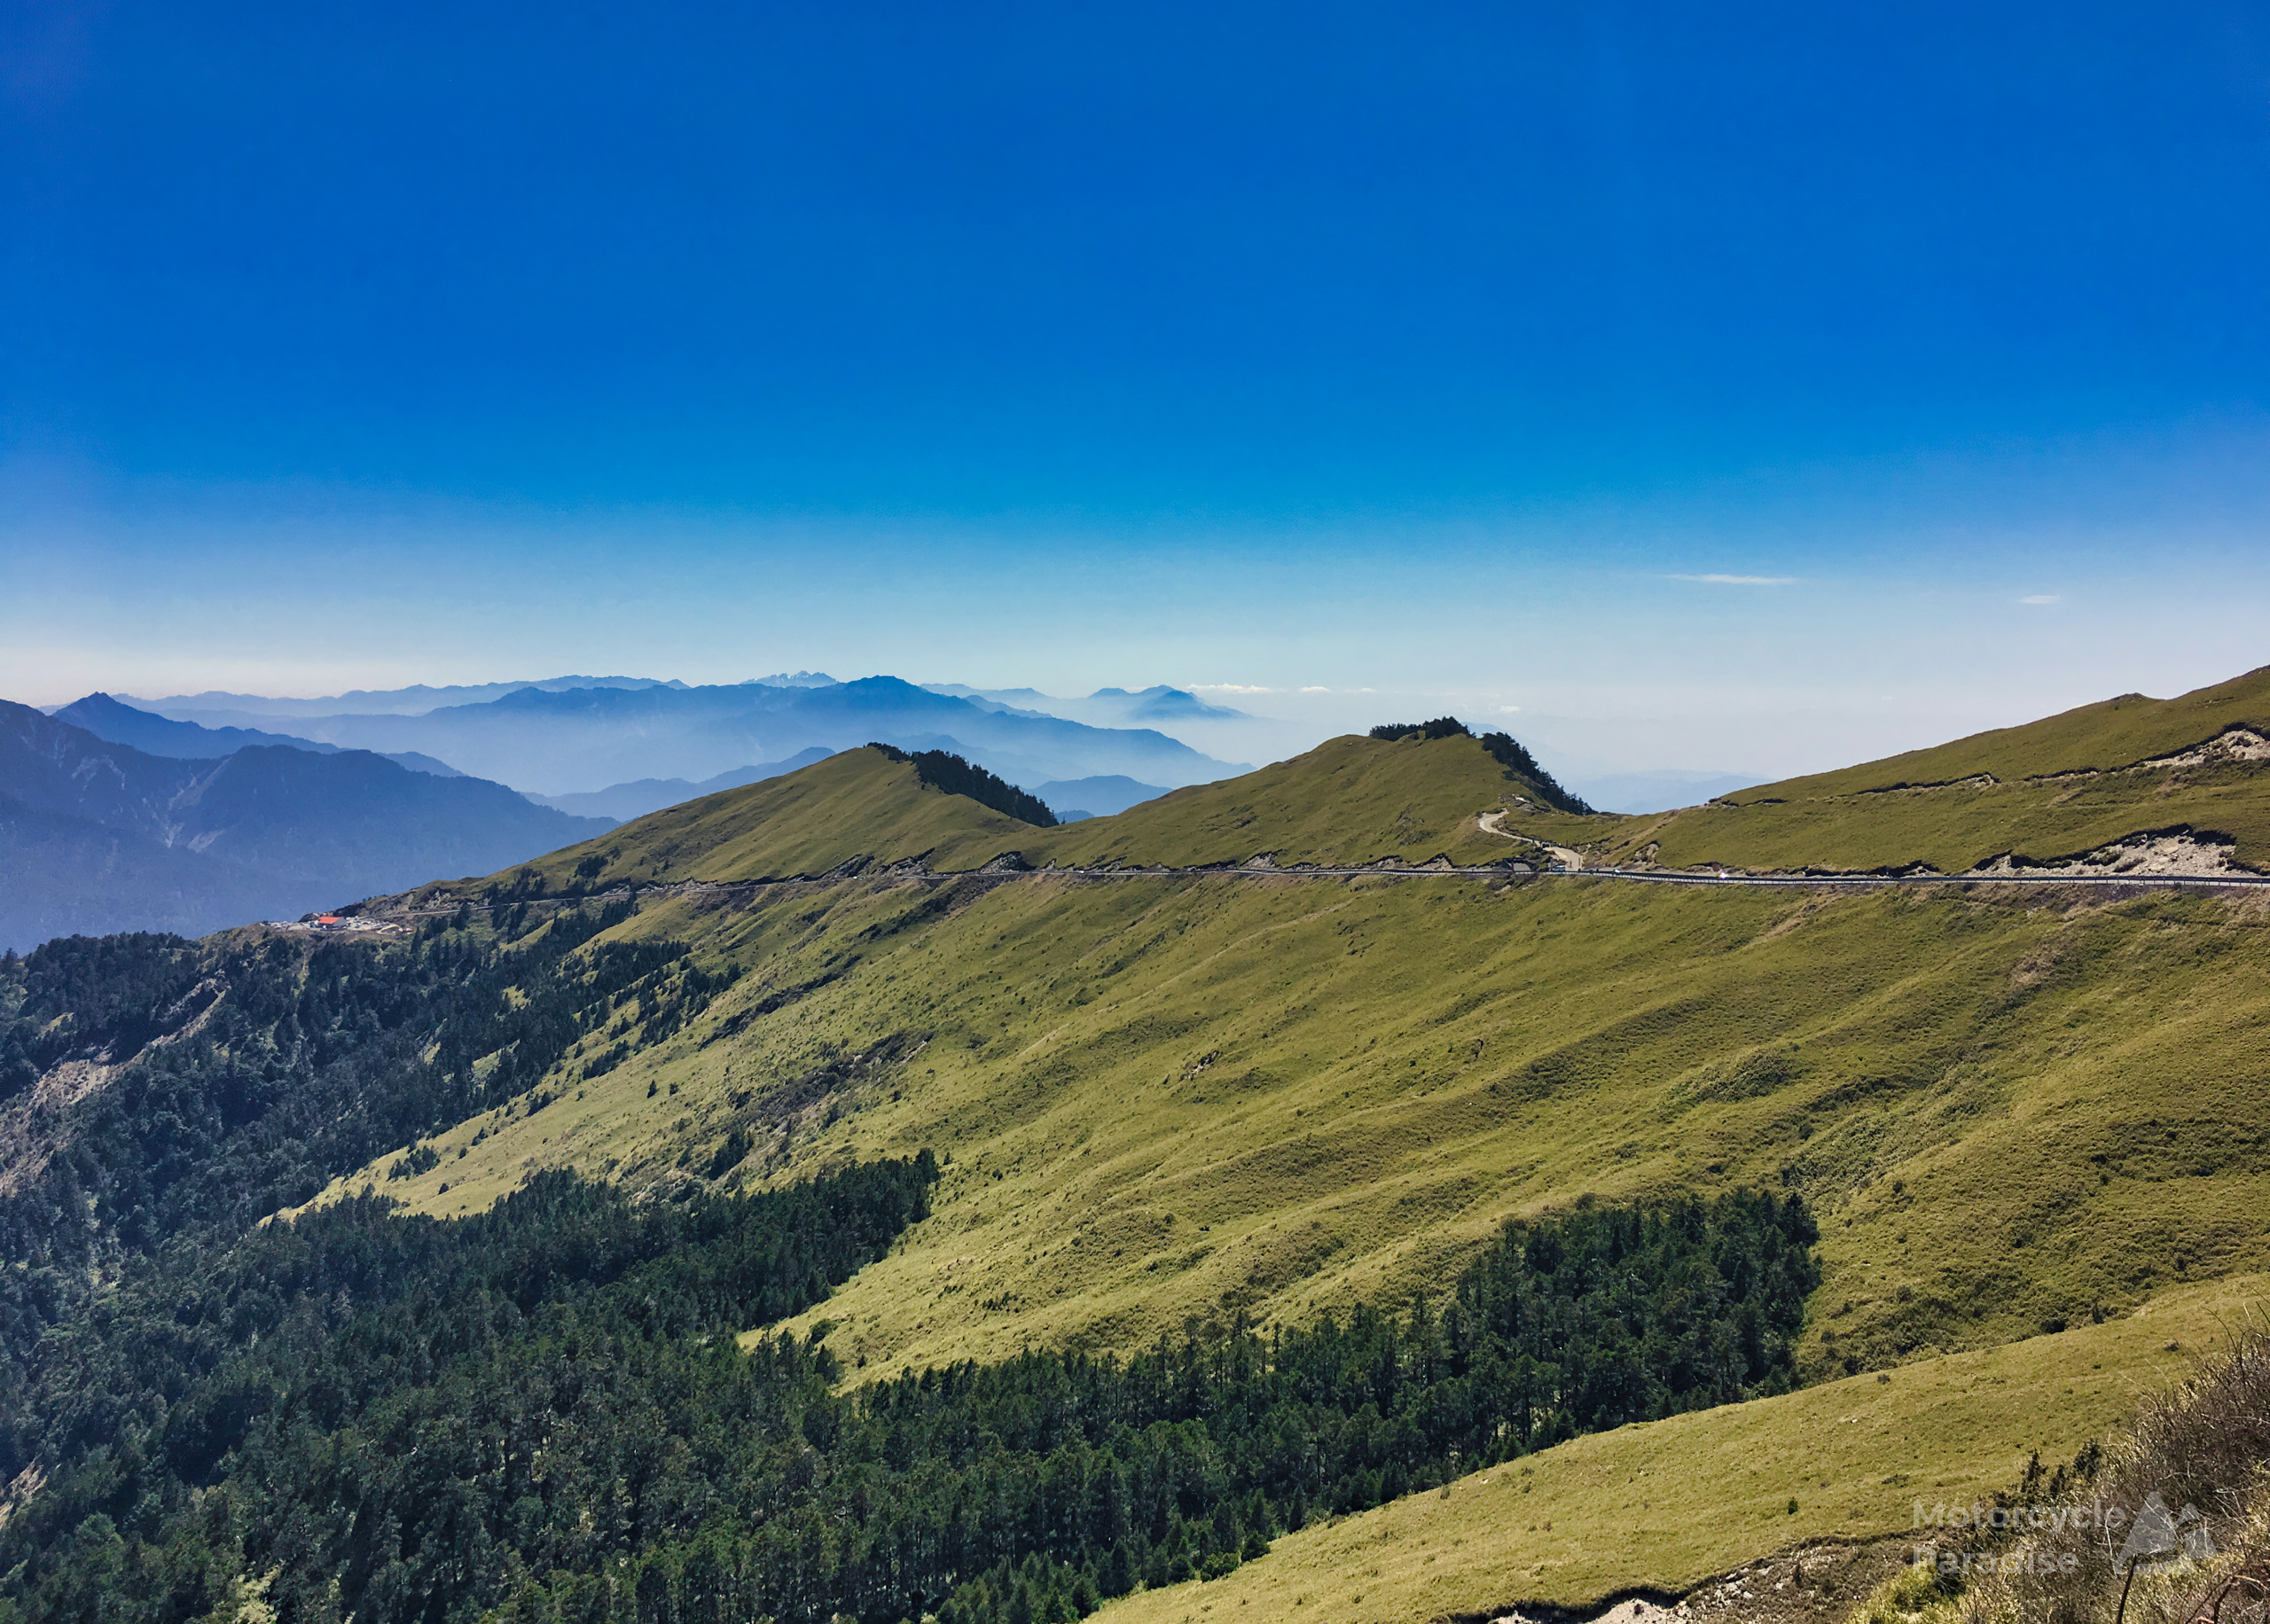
[54,691,466,777]
[126,674,1248,797]
[0,700,610,949]
[5,668,2270,1624]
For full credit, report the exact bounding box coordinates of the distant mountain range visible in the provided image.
[124,674,693,720]
[0,700,610,951]
[924,683,1248,727]
[1030,775,1171,819]
[56,692,466,778]
[1568,769,1766,815]
[526,747,837,822]
[123,675,1248,797]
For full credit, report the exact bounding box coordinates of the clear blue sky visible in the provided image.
[5,1,2268,776]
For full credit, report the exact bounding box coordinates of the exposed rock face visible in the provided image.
[1965,832,2243,880]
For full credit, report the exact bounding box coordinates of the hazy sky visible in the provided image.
[6,1,2267,778]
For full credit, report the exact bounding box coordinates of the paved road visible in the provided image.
[348,857,2268,924]
[1508,864,2267,889]
[1115,863,2269,890]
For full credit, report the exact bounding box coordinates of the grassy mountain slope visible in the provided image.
[492,746,1041,893]
[451,731,1596,900]
[1029,731,1573,868]
[256,679,2270,1619]
[327,689,2270,1390]
[1738,665,2270,799]
[330,860,2270,1398]
[1510,668,2270,875]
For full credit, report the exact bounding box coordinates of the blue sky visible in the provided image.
[5,1,2268,777]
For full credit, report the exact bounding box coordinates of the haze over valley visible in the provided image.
[8,4,2270,1623]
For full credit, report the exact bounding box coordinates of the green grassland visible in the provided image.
[1091,1274,2265,1624]
[1027,731,1577,869]
[408,668,2270,906]
[447,746,1045,894]
[1587,767,2270,876]
[1522,667,2270,876]
[387,732,1598,908]
[1731,665,2270,800]
[322,857,2270,1394]
[278,673,2270,1619]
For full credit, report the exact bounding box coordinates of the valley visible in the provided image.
[20,12,2259,1622]
[4,670,2270,1623]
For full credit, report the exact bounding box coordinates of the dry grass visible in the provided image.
[265,687,2270,1618]
[1089,1277,2266,1624]
[296,871,2270,1411]
[1916,1317,2270,1624]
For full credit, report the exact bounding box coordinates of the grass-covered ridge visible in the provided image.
[477,746,1039,894]
[424,668,2270,901]
[292,671,2270,1390]
[871,741,1060,826]
[436,730,1597,902]
[327,866,2270,1400]
[1731,664,2270,800]
[15,673,2270,1621]
[1529,667,2270,875]
[1368,715,1595,813]
[1035,730,1592,868]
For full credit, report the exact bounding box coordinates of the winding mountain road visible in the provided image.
[317,851,2270,932]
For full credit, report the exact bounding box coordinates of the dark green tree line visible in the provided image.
[0,904,740,1487]
[866,745,1059,827]
[0,1180,1813,1624]
[1365,718,1593,813]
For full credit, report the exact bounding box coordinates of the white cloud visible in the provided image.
[1299,685,1331,692]
[1496,704,1522,713]
[1668,574,1800,586]
[2019,594,2062,605]
[1193,683,1279,693]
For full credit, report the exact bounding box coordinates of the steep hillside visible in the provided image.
[1095,1276,2260,1624]
[429,730,1600,902]
[1742,665,2270,798]
[342,847,2270,1396]
[480,746,1041,896]
[318,685,2270,1392]
[14,678,2270,1623]
[1033,730,1587,868]
[1543,667,2270,876]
